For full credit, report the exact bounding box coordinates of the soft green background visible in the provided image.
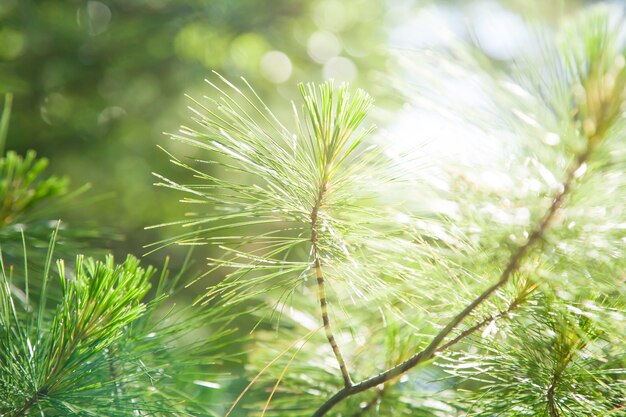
[0,0,586,267]
[0,0,390,267]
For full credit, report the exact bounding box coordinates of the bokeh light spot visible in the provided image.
[307,31,341,64]
[0,28,24,60]
[260,51,293,84]
[313,0,351,32]
[228,33,269,73]
[322,56,357,82]
[77,1,111,36]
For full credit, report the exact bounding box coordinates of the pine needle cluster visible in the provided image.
[1,243,234,416]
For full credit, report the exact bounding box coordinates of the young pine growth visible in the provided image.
[156,74,453,411]
[1,242,232,416]
[1,252,149,416]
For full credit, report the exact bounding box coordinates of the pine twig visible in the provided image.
[311,179,352,388]
[311,147,592,417]
[348,283,534,417]
[546,336,584,417]
[547,380,560,417]
[435,296,523,354]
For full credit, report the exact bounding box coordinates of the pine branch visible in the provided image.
[435,278,536,353]
[306,83,357,388]
[157,9,625,414]
[1,240,234,416]
[313,258,352,387]
[312,10,626,413]
[158,78,390,395]
[547,379,560,417]
[546,322,589,417]
[446,294,625,416]
[311,144,592,416]
[343,276,537,416]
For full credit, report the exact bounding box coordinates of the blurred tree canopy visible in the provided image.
[0,0,388,259]
[0,0,592,260]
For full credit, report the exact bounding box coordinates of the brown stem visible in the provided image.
[311,180,352,388]
[547,379,560,417]
[546,338,582,417]
[311,149,591,417]
[346,295,526,417]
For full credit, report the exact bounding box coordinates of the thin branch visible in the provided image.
[311,180,352,388]
[547,379,560,417]
[346,295,526,417]
[546,336,583,417]
[436,295,523,353]
[348,284,533,416]
[311,148,591,417]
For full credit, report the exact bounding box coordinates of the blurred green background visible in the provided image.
[0,0,391,265]
[0,0,588,264]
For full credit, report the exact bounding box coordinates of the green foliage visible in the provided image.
[152,75,437,316]
[0,244,233,416]
[1,2,624,417]
[444,299,625,416]
[1,251,144,415]
[0,95,97,272]
[0,150,68,227]
[158,4,626,417]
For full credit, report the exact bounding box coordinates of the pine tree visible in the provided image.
[157,5,625,416]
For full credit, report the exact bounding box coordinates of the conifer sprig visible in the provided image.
[0,94,100,272]
[301,82,377,388]
[0,151,69,228]
[0,240,233,416]
[155,75,441,328]
[1,246,149,415]
[443,300,625,416]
